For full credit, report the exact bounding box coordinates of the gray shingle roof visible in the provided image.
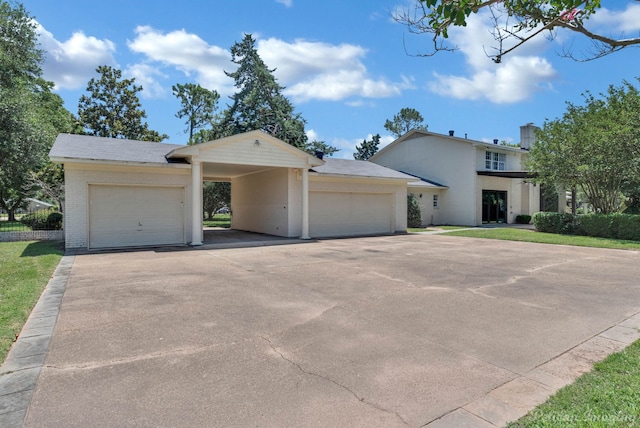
[49,134,185,164]
[311,158,414,180]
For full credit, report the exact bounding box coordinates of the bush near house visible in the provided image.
[515,214,532,224]
[407,194,422,228]
[19,211,63,230]
[533,212,640,241]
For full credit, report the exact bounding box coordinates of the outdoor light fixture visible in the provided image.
[254,139,260,146]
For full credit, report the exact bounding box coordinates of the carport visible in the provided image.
[166,131,324,245]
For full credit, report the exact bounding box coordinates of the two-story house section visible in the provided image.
[370,124,540,226]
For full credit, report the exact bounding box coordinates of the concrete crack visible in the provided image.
[260,336,409,426]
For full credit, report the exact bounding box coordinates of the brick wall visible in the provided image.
[0,230,64,242]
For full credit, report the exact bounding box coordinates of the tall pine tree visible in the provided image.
[219,34,307,150]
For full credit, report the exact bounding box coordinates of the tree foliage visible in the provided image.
[218,34,308,149]
[0,1,73,220]
[528,79,640,214]
[203,182,231,220]
[78,65,167,141]
[395,1,640,62]
[306,140,339,158]
[173,83,220,144]
[354,134,381,161]
[384,108,427,138]
[407,193,423,227]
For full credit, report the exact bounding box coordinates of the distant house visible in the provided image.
[370,124,541,226]
[24,198,55,212]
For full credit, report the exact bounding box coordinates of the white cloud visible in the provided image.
[127,26,233,95]
[125,63,167,99]
[35,22,116,90]
[430,56,556,103]
[426,10,558,104]
[590,3,640,33]
[257,38,413,102]
[275,0,293,7]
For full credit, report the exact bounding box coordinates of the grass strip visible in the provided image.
[508,339,640,427]
[443,228,640,250]
[0,241,63,363]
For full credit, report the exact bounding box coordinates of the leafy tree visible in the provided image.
[384,107,427,138]
[354,134,381,160]
[395,1,640,62]
[0,2,73,221]
[219,34,307,149]
[203,182,231,220]
[78,65,167,141]
[528,80,640,214]
[173,83,220,145]
[306,140,339,158]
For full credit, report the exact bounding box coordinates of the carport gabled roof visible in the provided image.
[167,130,324,168]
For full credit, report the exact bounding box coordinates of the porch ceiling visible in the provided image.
[202,162,277,181]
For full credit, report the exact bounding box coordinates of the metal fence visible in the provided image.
[0,206,64,242]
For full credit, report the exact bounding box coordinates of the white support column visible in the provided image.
[191,159,203,246]
[300,167,310,240]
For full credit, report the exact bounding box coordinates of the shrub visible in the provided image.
[515,215,532,224]
[533,212,581,235]
[407,194,422,228]
[20,211,63,230]
[580,213,640,241]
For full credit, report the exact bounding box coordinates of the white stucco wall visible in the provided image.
[231,167,294,237]
[63,163,192,249]
[409,188,446,226]
[372,134,477,225]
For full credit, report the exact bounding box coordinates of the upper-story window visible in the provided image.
[485,151,506,171]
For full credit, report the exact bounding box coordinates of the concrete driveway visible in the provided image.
[16,234,640,426]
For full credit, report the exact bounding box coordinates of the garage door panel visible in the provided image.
[89,185,185,249]
[310,192,393,238]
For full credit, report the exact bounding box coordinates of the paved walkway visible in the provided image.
[1,234,639,427]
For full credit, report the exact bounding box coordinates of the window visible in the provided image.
[433,194,439,208]
[485,151,506,171]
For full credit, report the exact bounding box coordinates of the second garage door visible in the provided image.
[309,192,393,238]
[89,185,185,249]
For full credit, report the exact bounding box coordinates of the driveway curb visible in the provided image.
[0,253,75,428]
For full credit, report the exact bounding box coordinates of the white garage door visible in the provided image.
[310,192,393,238]
[89,185,185,249]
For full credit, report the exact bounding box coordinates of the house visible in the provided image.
[49,130,413,250]
[24,198,55,212]
[370,124,541,226]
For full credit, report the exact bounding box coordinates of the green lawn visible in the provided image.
[408,225,471,232]
[203,213,231,228]
[508,340,640,427]
[443,228,640,250]
[0,220,30,232]
[0,241,63,363]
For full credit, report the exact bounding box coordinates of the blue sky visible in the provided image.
[22,0,640,158]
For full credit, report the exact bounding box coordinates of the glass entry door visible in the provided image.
[482,190,507,223]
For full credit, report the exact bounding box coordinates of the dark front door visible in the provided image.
[482,190,507,223]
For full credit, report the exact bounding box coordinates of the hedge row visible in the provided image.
[533,212,640,241]
[20,211,63,230]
